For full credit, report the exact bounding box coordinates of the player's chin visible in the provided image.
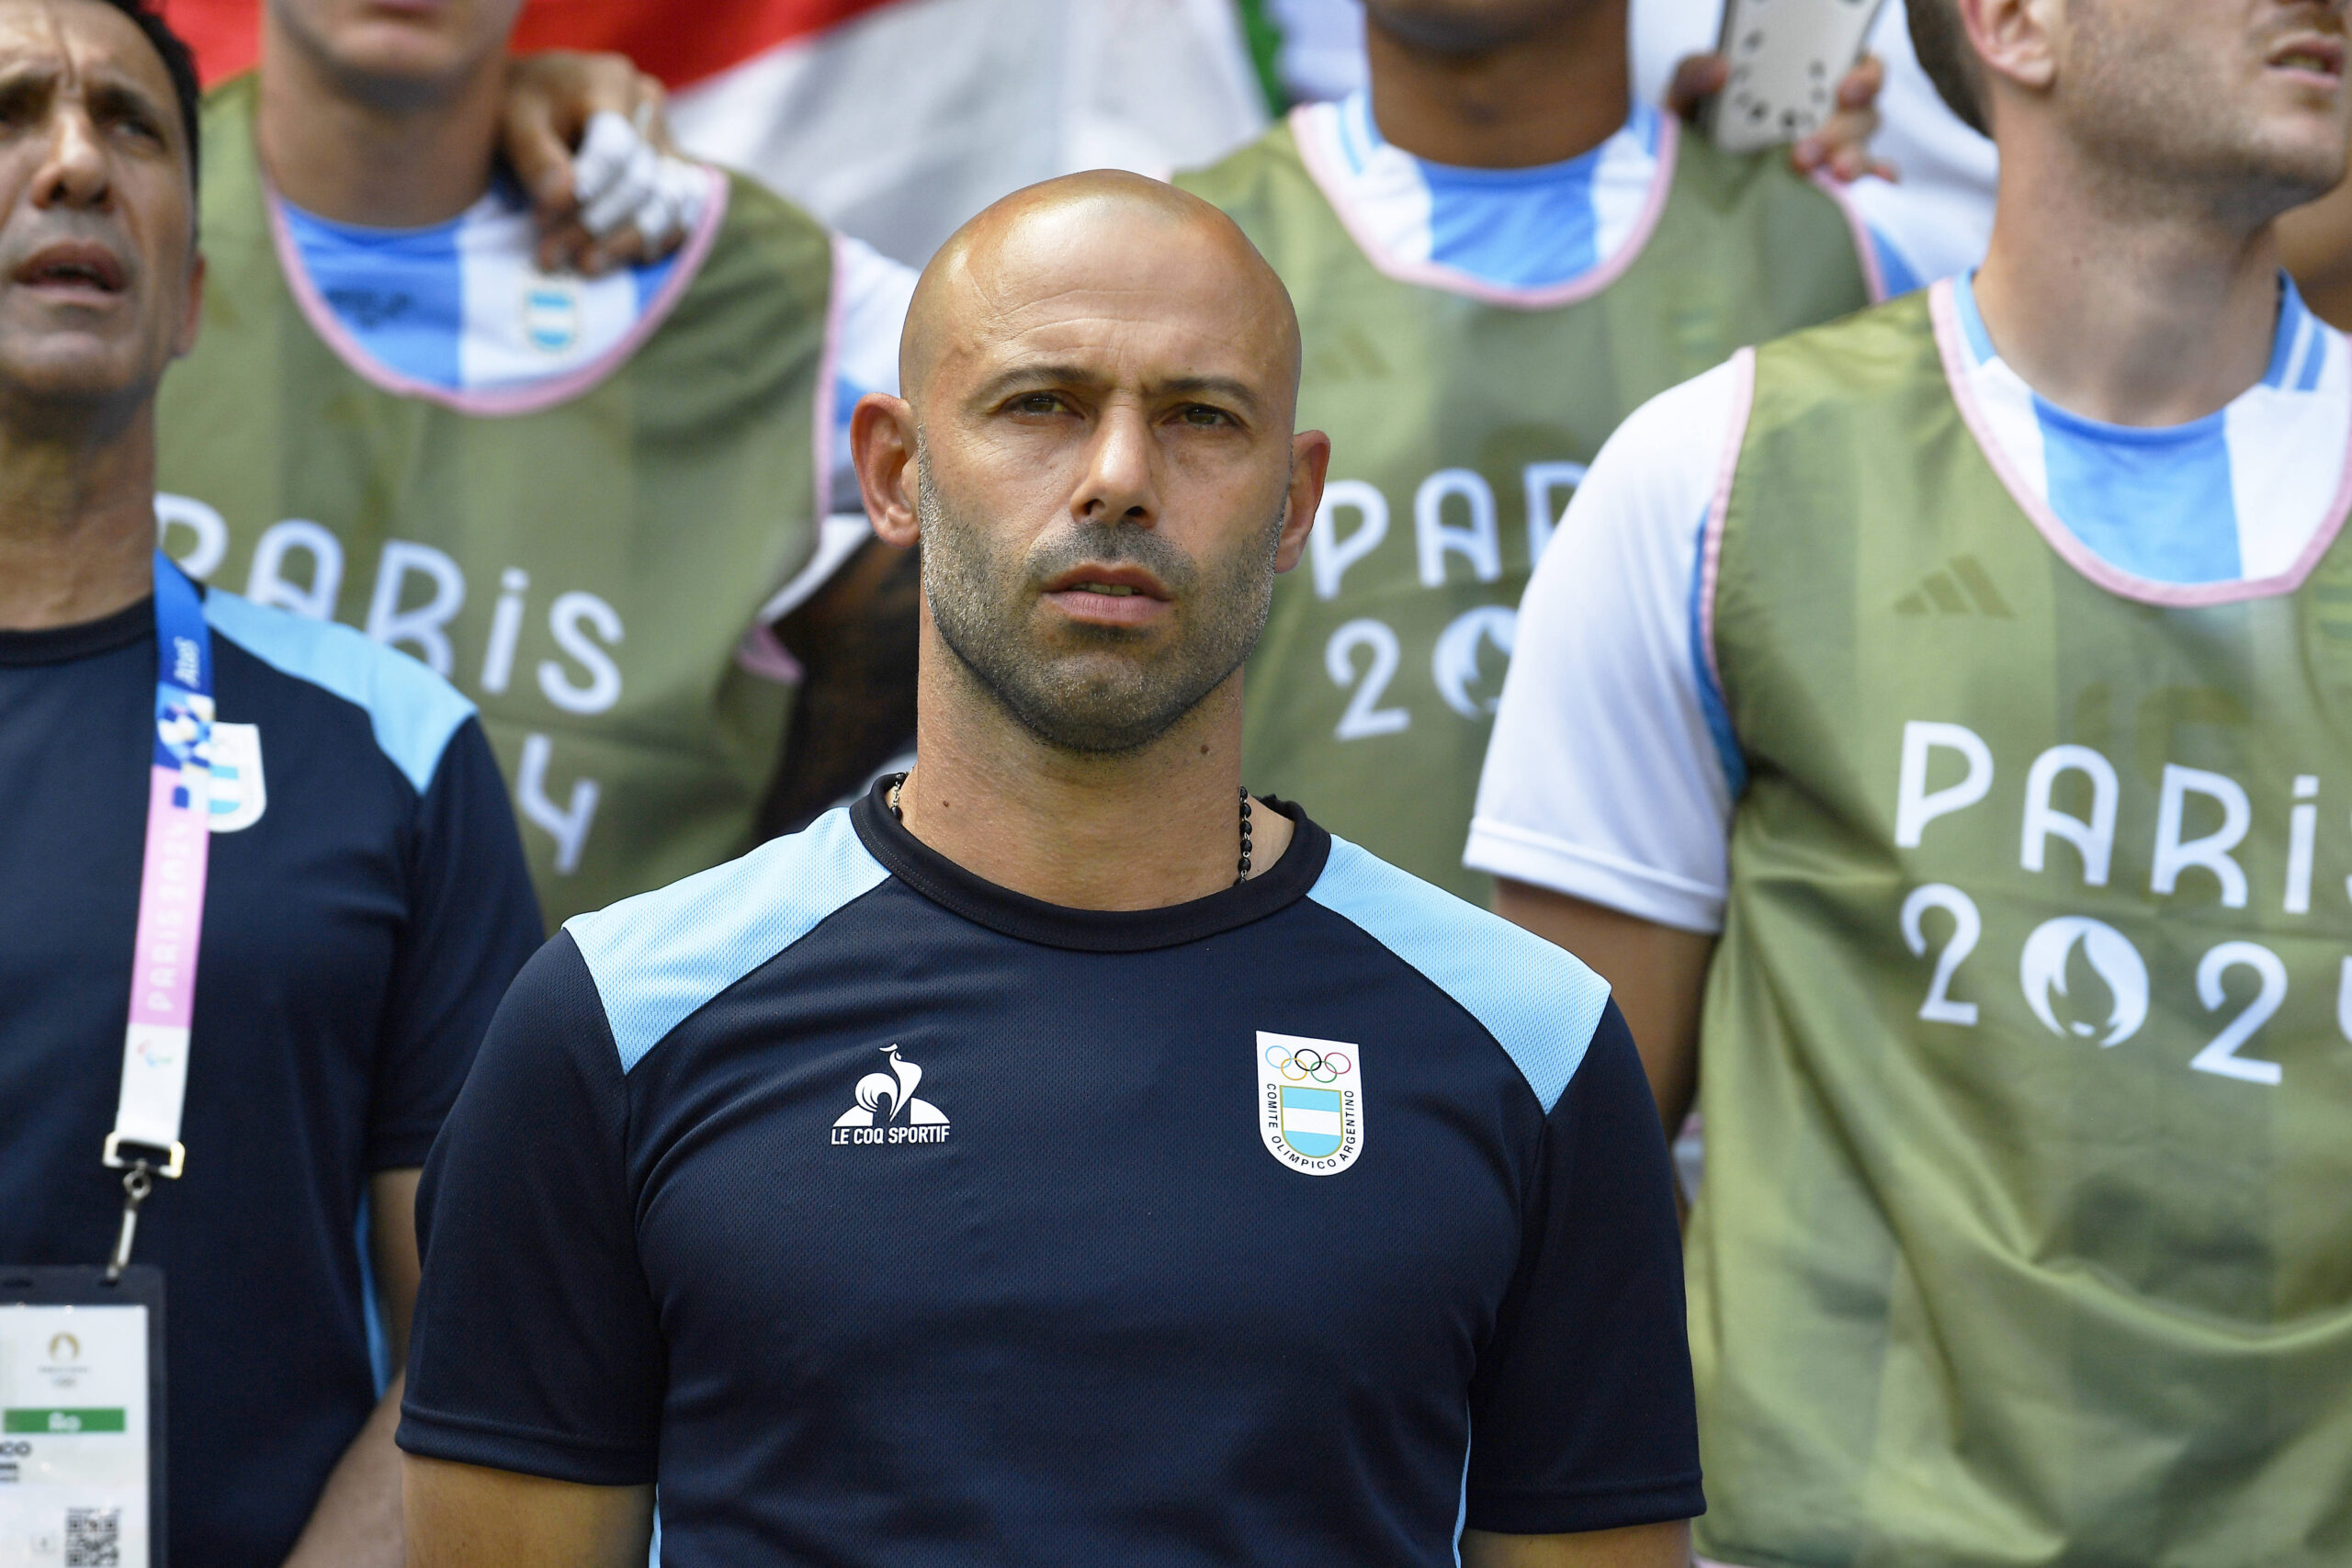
[0,336,148,403]
[2245,125,2349,202]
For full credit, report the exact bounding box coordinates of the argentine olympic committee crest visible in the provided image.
[1256,1032,1363,1175]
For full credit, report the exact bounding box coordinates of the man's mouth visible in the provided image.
[1044,566,1170,599]
[1041,566,1173,626]
[15,243,128,296]
[2268,35,2346,82]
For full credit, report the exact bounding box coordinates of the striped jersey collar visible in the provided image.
[267,167,727,417]
[1291,91,1675,307]
[1934,270,2352,604]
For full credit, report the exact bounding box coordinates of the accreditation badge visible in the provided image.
[0,1268,164,1567]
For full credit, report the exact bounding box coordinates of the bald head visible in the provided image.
[848,168,1329,766]
[899,170,1303,419]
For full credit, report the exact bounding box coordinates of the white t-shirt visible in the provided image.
[1466,275,2352,931]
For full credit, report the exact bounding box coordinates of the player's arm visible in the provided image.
[395,931,666,1562]
[1493,885,1713,1140]
[278,1168,421,1567]
[1462,1521,1692,1567]
[1468,364,1748,1137]
[283,717,544,1565]
[1461,1004,1702,1538]
[403,1459,652,1568]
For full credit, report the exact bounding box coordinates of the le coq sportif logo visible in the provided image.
[831,1044,950,1146]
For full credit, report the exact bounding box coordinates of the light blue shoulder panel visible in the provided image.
[1308,837,1611,1113]
[205,590,474,795]
[567,807,889,1074]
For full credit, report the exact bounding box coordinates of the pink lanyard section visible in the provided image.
[102,551,215,1276]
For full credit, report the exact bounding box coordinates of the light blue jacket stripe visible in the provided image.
[2297,325,2330,393]
[204,589,474,795]
[1952,271,1997,364]
[2265,279,2311,388]
[1306,838,1611,1113]
[568,808,889,1074]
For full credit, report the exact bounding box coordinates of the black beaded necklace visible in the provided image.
[886,774,1256,886]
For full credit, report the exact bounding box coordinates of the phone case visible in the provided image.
[1704,0,1890,154]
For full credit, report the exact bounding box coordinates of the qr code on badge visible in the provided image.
[64,1506,120,1566]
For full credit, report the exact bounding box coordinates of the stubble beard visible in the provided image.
[916,457,1285,757]
[2065,0,2348,224]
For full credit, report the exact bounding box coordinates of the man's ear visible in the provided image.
[854,393,922,549]
[1272,429,1331,576]
[1962,0,2060,104]
[171,249,206,360]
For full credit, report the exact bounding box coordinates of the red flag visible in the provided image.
[162,0,904,88]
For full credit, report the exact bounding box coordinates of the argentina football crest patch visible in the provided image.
[1257,1032,1363,1175]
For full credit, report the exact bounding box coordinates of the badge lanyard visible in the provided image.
[100,551,215,1281]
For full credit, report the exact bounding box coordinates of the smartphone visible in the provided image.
[1704,0,1889,155]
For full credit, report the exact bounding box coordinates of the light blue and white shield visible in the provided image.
[1278,1086,1345,1158]
[1256,1030,1363,1175]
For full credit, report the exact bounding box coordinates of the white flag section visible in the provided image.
[669,0,1270,265]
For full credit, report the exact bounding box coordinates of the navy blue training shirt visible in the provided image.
[399,782,1702,1562]
[0,580,542,1568]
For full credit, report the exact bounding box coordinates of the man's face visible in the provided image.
[1359,0,1587,55]
[911,206,1310,756]
[0,0,197,417]
[2057,0,2350,209]
[267,0,523,100]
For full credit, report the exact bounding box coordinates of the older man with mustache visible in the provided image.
[0,4,540,1566]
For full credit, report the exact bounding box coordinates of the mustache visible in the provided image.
[1021,522,1198,596]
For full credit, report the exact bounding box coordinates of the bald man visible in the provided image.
[394,173,1700,1568]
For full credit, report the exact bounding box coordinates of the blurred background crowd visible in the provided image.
[8,0,2351,1562]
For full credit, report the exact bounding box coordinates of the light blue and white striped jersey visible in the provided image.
[1948,271,2349,587]
[280,182,684,398]
[279,180,915,499]
[1294,89,1924,299]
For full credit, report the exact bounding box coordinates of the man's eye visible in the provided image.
[1012,393,1066,415]
[1178,405,1233,427]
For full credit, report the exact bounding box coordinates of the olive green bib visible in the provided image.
[1178,116,1871,897]
[157,76,831,926]
[1693,288,2352,1565]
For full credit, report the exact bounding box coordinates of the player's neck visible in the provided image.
[0,400,163,631]
[1973,141,2289,427]
[1364,5,1631,168]
[899,660,1295,912]
[256,21,503,229]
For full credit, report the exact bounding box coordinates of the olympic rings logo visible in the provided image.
[1263,1043,1351,1083]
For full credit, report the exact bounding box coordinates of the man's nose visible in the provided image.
[33,106,113,211]
[1072,403,1161,528]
